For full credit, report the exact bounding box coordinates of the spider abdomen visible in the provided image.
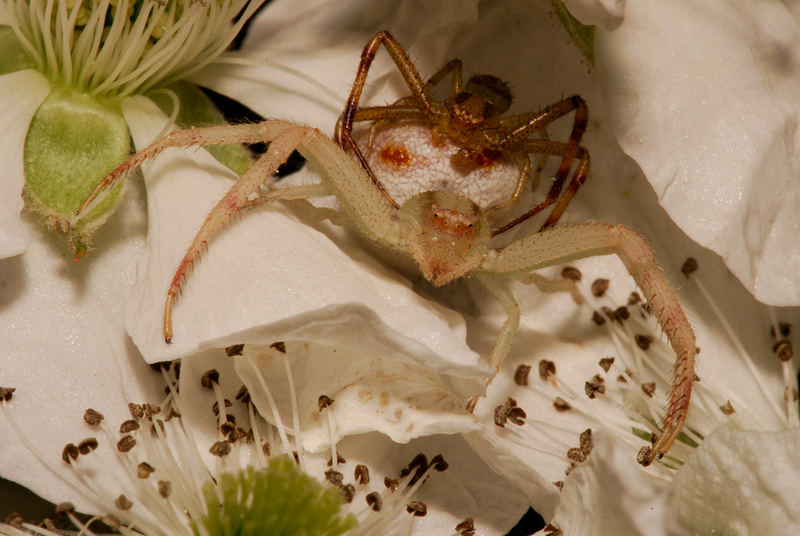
[361,122,524,211]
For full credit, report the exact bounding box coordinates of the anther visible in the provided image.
[55,502,75,517]
[366,492,382,511]
[681,257,698,278]
[538,360,556,380]
[117,435,136,453]
[62,443,79,464]
[77,438,98,455]
[318,394,334,410]
[137,462,155,478]
[158,480,172,498]
[83,408,104,426]
[514,364,531,386]
[201,370,219,389]
[115,494,132,510]
[591,278,609,297]
[354,464,370,484]
[598,357,614,372]
[560,266,582,281]
[225,344,245,356]
[209,440,231,457]
[406,501,427,516]
[120,419,140,433]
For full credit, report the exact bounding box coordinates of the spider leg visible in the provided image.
[474,272,520,374]
[161,121,404,342]
[480,223,696,466]
[337,30,434,147]
[498,95,588,148]
[485,126,551,215]
[487,96,588,234]
[161,125,325,342]
[424,58,463,93]
[491,143,589,236]
[336,30,442,207]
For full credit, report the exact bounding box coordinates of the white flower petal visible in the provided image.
[332,432,531,535]
[546,430,689,536]
[0,69,50,258]
[121,96,487,381]
[673,426,800,535]
[0,180,163,513]
[233,343,482,451]
[598,0,800,305]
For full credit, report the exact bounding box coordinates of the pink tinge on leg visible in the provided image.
[615,226,696,465]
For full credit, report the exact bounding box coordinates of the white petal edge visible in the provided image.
[0,69,50,258]
[562,0,626,29]
[598,0,800,305]
[120,95,488,383]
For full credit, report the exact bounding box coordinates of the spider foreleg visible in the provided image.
[481,224,696,466]
[75,121,300,220]
[163,124,322,343]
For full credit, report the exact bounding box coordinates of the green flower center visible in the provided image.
[197,458,358,536]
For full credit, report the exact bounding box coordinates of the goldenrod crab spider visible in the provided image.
[76,32,696,466]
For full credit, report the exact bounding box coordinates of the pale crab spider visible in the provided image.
[78,31,695,466]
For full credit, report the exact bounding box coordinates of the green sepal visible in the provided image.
[195,458,358,536]
[0,26,35,74]
[23,87,130,258]
[550,0,595,66]
[149,81,253,176]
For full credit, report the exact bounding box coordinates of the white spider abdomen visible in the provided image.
[361,123,523,211]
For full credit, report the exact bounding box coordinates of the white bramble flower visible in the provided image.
[2,0,800,534]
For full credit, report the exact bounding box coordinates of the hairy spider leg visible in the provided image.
[77,120,400,343]
[335,31,443,206]
[424,58,463,93]
[354,58,466,150]
[479,223,696,466]
[490,95,590,236]
[484,125,552,215]
[158,122,401,342]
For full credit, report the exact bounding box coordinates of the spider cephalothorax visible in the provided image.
[77,31,696,467]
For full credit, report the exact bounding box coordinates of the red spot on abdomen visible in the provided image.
[379,144,412,168]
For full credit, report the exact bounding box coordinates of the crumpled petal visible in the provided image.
[544,430,689,536]
[234,343,482,451]
[598,0,800,305]
[121,96,488,383]
[673,426,800,535]
[0,69,50,258]
[0,178,164,513]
